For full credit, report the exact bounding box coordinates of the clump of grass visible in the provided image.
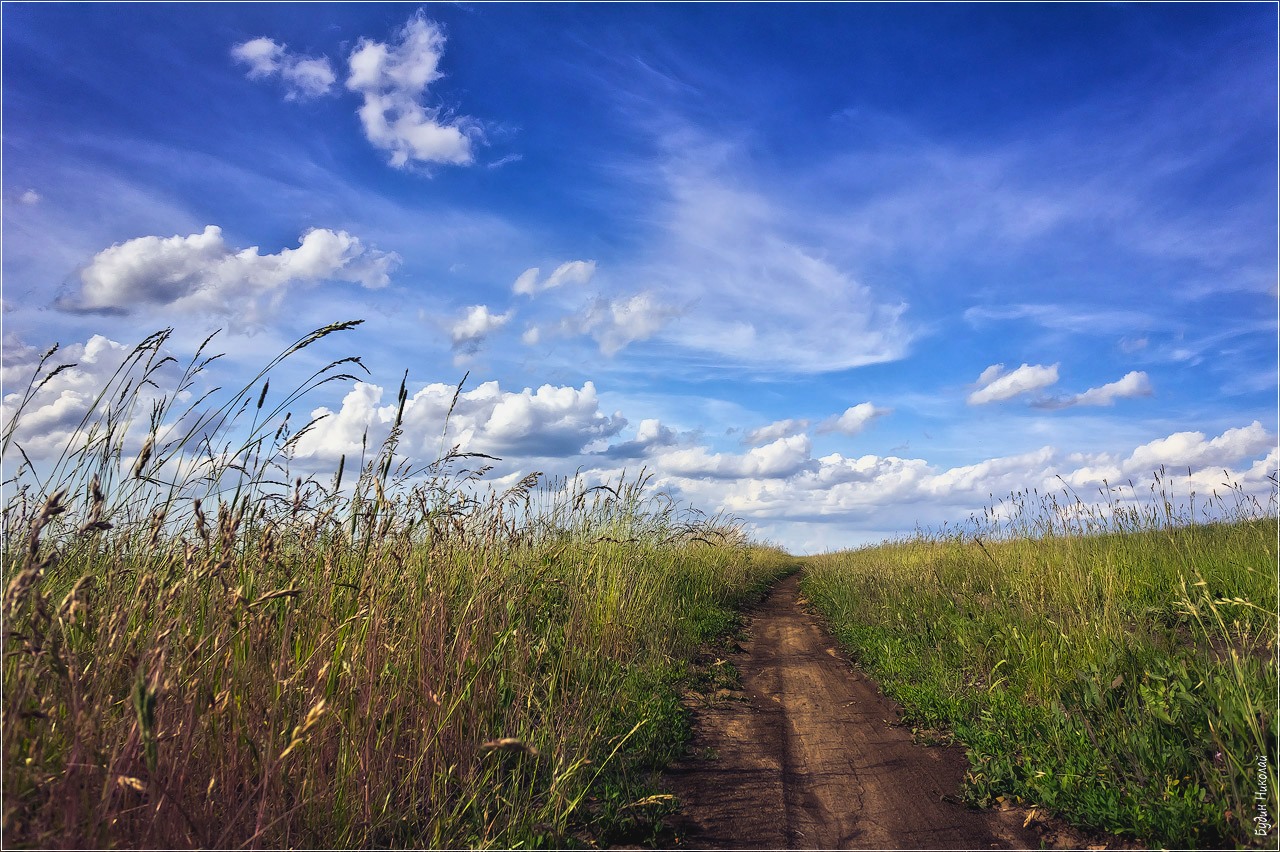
[802,473,1277,848]
[2,324,793,848]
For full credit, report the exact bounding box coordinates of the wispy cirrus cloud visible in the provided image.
[962,304,1158,336]
[617,131,913,374]
[528,290,681,357]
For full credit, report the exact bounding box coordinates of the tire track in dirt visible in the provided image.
[663,572,1120,849]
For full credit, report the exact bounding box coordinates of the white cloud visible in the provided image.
[232,37,337,99]
[656,434,815,480]
[1,333,202,468]
[825,403,889,435]
[2,335,135,459]
[512,260,597,296]
[967,363,1060,405]
[512,268,541,297]
[963,304,1155,337]
[345,12,481,168]
[294,378,625,462]
[591,292,679,356]
[16,189,41,206]
[487,153,523,169]
[1122,421,1274,476]
[922,446,1059,497]
[1032,370,1154,410]
[650,421,1276,550]
[597,418,679,459]
[534,291,680,356]
[1069,371,1153,407]
[636,418,675,446]
[62,225,399,321]
[632,138,912,373]
[744,418,809,445]
[449,305,512,359]
[975,364,1005,386]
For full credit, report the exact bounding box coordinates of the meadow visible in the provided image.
[1,324,794,848]
[802,473,1278,848]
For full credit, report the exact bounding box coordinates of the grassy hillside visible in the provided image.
[802,477,1277,848]
[2,326,794,847]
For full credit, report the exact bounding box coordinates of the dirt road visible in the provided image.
[663,572,1111,850]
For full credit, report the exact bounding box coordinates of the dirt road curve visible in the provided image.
[664,573,1110,850]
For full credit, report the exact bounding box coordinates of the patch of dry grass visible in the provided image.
[2,324,793,848]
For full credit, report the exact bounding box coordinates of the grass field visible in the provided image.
[802,475,1278,848]
[1,326,794,848]
[4,323,1274,848]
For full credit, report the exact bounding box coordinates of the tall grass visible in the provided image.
[802,474,1278,848]
[2,325,793,848]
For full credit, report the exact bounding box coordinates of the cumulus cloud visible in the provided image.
[657,434,816,480]
[14,189,41,206]
[0,333,197,466]
[1031,370,1154,410]
[822,403,890,435]
[449,305,512,361]
[652,421,1276,548]
[3,336,133,459]
[967,363,1060,405]
[1122,421,1274,476]
[1068,371,1153,407]
[345,12,481,168]
[232,37,337,99]
[597,418,679,459]
[922,447,1059,497]
[512,260,596,297]
[233,13,482,168]
[744,418,809,445]
[294,378,625,462]
[61,225,399,320]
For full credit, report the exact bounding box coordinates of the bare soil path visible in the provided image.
[663,572,1114,850]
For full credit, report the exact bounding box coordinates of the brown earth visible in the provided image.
[661,572,1130,850]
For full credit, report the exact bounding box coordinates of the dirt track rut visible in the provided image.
[663,572,1105,850]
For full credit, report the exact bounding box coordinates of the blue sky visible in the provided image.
[3,3,1276,552]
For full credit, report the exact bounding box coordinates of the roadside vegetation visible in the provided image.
[2,324,793,848]
[802,473,1277,848]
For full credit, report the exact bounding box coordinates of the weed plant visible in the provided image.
[802,472,1278,847]
[2,324,793,848]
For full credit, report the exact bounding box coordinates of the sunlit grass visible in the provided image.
[802,473,1277,848]
[2,325,794,848]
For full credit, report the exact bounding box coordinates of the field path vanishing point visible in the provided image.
[663,572,1118,850]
